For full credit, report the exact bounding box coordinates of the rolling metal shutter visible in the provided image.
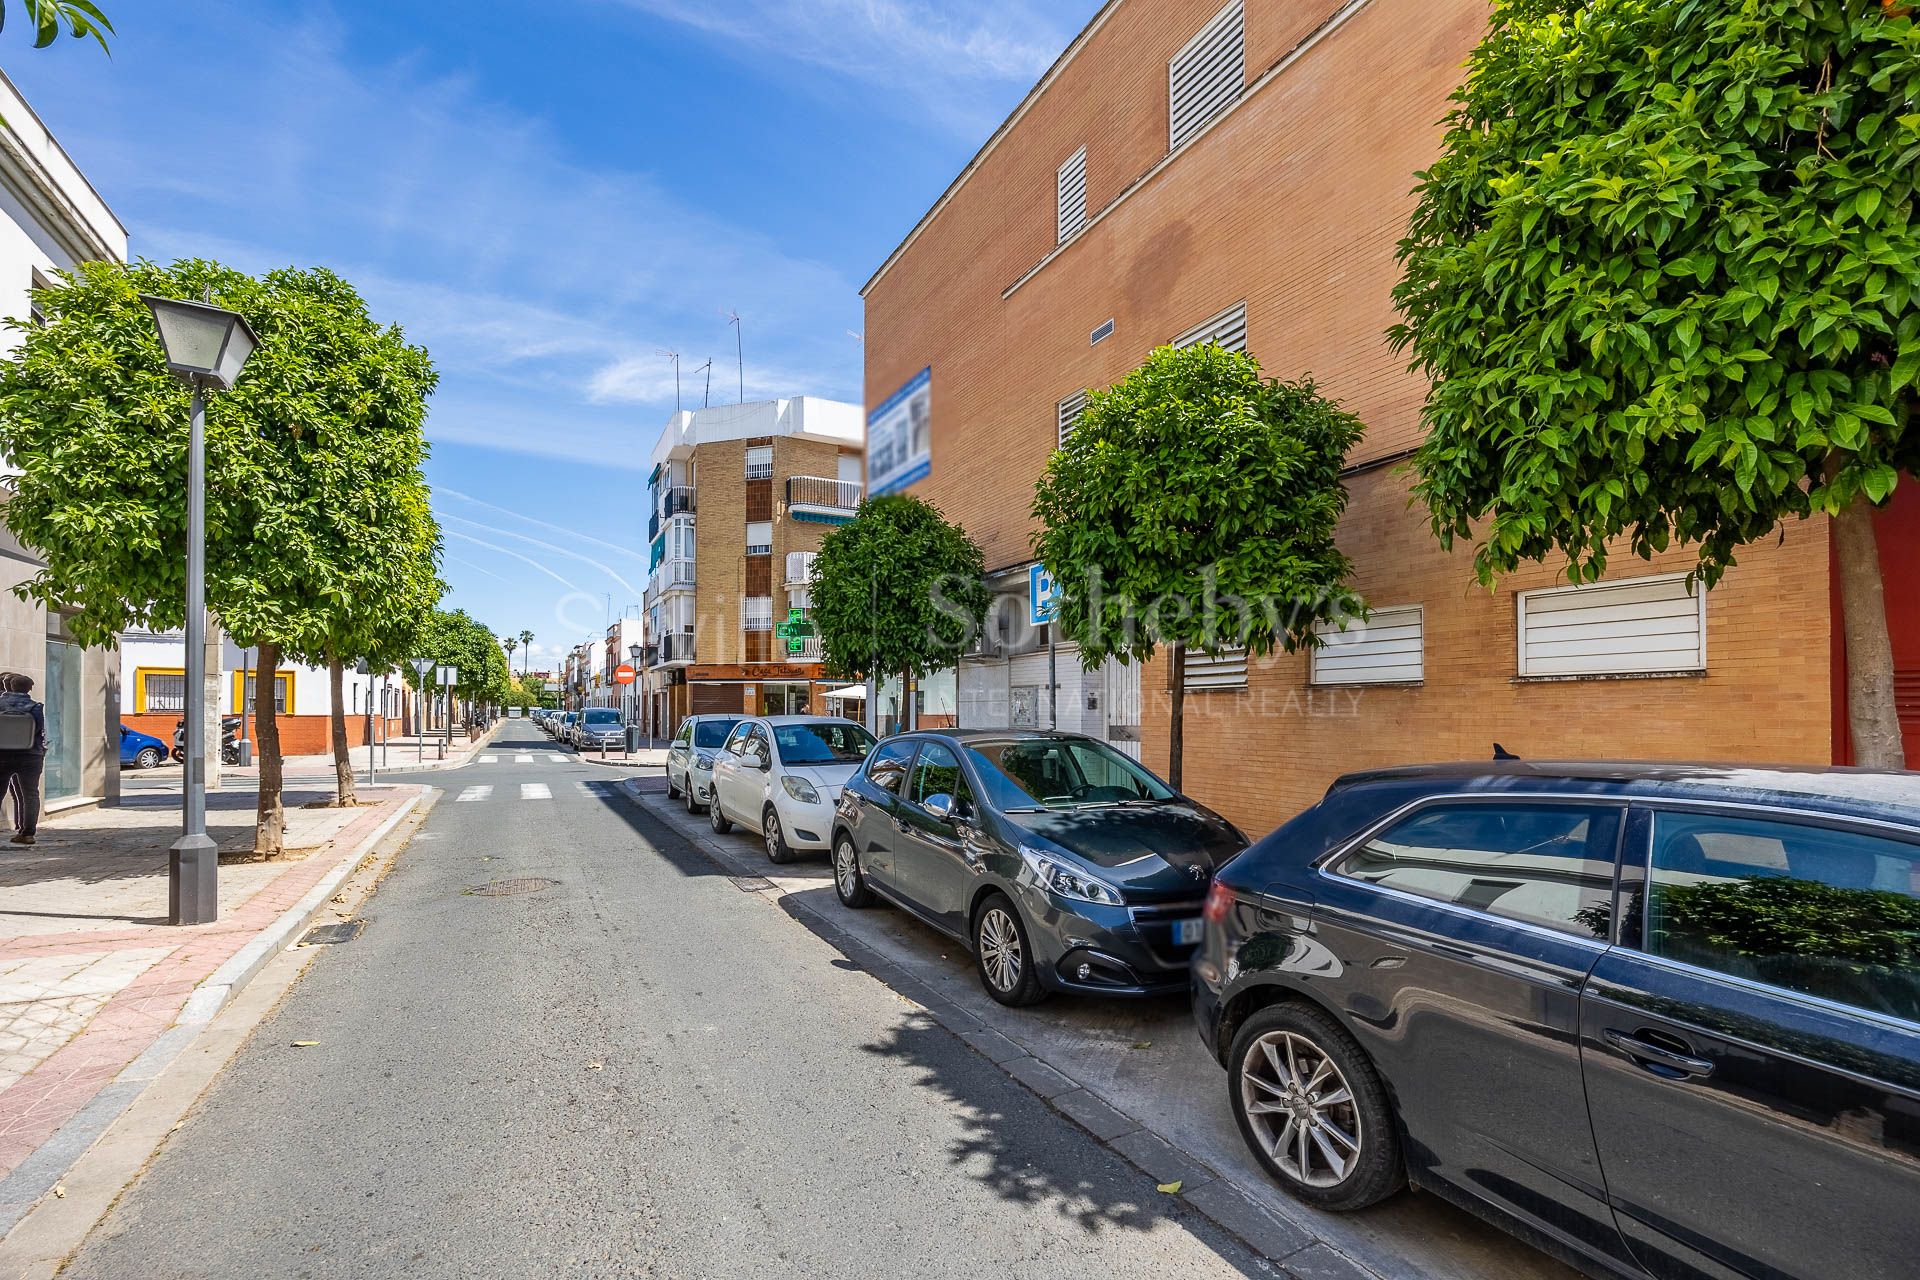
[1312,606,1425,684]
[1516,574,1706,677]
[1057,146,1087,243]
[1172,302,1247,353]
[1169,0,1245,150]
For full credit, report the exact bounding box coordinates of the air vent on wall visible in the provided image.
[1057,146,1087,244]
[1090,317,1115,346]
[1169,0,1245,151]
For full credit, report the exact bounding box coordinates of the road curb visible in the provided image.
[0,788,426,1242]
[616,779,1376,1279]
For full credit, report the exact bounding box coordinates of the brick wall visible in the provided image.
[862,0,1840,837]
[122,714,407,758]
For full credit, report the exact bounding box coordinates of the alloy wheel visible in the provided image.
[1239,1031,1363,1189]
[977,907,1022,993]
[835,842,858,897]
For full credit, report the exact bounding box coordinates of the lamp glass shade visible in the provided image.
[628,645,643,661]
[141,295,258,390]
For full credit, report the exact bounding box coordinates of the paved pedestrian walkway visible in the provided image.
[0,786,423,1188]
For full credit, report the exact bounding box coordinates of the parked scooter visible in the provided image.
[171,714,246,766]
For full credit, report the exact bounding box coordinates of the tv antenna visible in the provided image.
[725,310,745,403]
[656,348,681,413]
[694,359,713,408]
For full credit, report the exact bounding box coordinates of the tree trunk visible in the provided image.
[254,642,285,856]
[328,655,357,807]
[1833,494,1907,769]
[1167,641,1186,792]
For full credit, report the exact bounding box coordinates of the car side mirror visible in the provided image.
[924,793,956,822]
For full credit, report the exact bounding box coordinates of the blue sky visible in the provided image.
[7,0,1101,670]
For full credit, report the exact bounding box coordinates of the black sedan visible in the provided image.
[1192,760,1920,1280]
[830,730,1245,1005]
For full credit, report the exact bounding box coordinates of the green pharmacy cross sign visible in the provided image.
[773,608,815,641]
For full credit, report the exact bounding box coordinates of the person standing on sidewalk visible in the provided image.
[0,671,48,845]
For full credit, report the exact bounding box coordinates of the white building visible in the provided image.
[0,70,129,807]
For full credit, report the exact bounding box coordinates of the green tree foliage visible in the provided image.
[408,609,514,709]
[2,0,111,51]
[1391,0,1917,764]
[1032,344,1365,787]
[810,495,991,707]
[0,259,440,848]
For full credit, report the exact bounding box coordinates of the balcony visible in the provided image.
[786,476,862,524]
[660,485,695,519]
[660,632,696,665]
[650,557,696,596]
[784,551,815,588]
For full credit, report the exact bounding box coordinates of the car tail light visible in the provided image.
[1202,880,1235,924]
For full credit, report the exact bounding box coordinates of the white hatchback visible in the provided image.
[708,716,878,863]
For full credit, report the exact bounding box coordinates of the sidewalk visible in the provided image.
[0,784,425,1234]
[185,725,500,782]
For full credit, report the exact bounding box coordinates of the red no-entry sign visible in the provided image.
[614,664,637,685]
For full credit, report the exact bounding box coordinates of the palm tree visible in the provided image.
[503,636,518,671]
[518,629,534,678]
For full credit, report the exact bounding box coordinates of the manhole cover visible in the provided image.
[729,875,776,893]
[301,920,366,945]
[465,878,558,897]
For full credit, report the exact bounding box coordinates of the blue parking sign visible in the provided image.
[1029,563,1058,626]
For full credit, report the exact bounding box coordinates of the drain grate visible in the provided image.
[301,920,365,945]
[728,875,776,894]
[465,877,558,897]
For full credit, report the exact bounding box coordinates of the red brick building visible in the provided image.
[860,0,1915,836]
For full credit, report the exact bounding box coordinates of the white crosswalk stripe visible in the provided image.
[479,755,498,764]
[456,785,492,803]
[515,754,533,764]
[548,754,567,764]
[520,783,552,801]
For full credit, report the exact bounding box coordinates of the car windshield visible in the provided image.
[773,722,876,765]
[584,710,621,725]
[693,720,739,749]
[965,737,1176,810]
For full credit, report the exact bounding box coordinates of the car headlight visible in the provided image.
[1021,846,1121,906]
[695,753,714,770]
[781,775,821,804]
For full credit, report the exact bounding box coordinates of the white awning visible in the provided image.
[821,684,868,700]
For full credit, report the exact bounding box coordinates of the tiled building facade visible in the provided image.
[860,0,1913,836]
[639,399,865,736]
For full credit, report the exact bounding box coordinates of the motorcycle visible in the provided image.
[171,714,246,766]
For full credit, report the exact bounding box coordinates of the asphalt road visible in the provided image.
[64,727,1264,1279]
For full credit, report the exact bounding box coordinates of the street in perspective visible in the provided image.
[0,2,1917,1279]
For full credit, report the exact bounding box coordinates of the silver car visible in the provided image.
[666,714,743,813]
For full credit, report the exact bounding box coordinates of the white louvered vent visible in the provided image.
[1312,606,1425,685]
[1517,574,1706,678]
[1057,389,1089,445]
[1172,302,1248,353]
[1169,0,1245,151]
[1057,146,1088,244]
[1184,647,1248,691]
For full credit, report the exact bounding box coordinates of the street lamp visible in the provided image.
[142,295,258,926]
[628,643,644,747]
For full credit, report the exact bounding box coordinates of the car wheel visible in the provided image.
[134,746,164,770]
[762,806,798,865]
[972,893,1047,1007]
[1227,1003,1403,1212]
[709,793,733,834]
[665,770,680,799]
[833,834,874,908]
[684,778,703,814]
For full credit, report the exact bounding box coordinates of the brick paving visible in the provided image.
[0,786,421,1180]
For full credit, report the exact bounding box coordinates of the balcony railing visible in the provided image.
[659,485,695,519]
[786,476,862,513]
[784,551,814,587]
[660,632,696,664]
[791,636,825,662]
[650,558,695,595]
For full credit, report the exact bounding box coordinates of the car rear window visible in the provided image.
[584,709,621,724]
[693,720,739,749]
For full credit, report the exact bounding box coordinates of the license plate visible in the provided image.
[1173,917,1205,946]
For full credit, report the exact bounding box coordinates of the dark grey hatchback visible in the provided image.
[831,730,1246,1005]
[1193,761,1920,1280]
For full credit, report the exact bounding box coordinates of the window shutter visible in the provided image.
[1057,389,1089,445]
[1312,606,1424,685]
[1057,146,1087,243]
[1516,574,1706,677]
[1173,302,1247,353]
[1169,0,1245,150]
[744,445,773,479]
[1183,647,1247,690]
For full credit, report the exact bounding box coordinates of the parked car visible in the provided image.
[554,711,579,743]
[119,724,168,770]
[830,729,1245,1005]
[1193,761,1920,1280]
[709,717,878,860]
[573,707,626,751]
[665,715,744,813]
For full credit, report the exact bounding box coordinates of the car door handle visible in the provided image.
[1603,1028,1715,1080]
[894,819,910,834]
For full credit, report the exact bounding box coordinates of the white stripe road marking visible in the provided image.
[515,754,533,764]
[479,755,498,764]
[520,783,552,801]
[456,786,492,803]
[548,754,567,763]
